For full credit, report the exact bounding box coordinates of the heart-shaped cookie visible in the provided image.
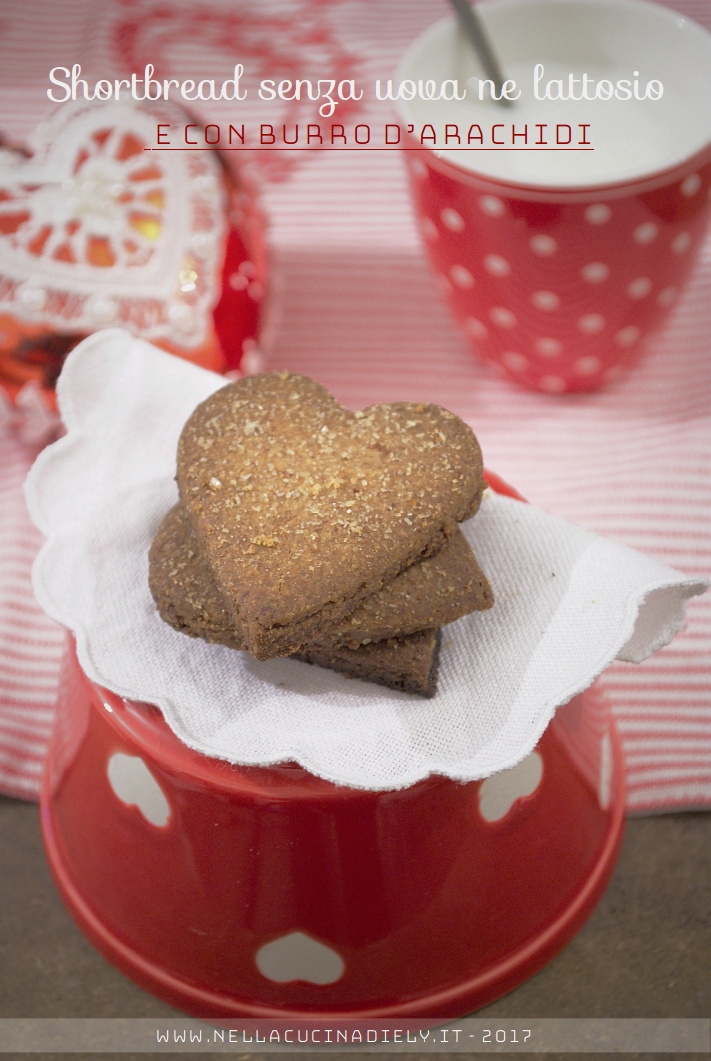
[149,506,451,696]
[177,372,483,659]
[295,629,442,698]
[149,504,493,651]
[148,504,445,695]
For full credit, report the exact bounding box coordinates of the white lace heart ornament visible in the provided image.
[0,99,228,352]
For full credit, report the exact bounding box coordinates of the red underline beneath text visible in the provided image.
[143,147,595,152]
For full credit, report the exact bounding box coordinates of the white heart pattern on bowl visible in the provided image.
[107,752,171,827]
[0,99,226,348]
[255,932,345,985]
[478,751,544,822]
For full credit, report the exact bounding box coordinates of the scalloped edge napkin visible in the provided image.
[24,330,707,790]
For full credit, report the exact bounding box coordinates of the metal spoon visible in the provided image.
[448,0,511,106]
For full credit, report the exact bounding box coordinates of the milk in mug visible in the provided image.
[396,0,711,188]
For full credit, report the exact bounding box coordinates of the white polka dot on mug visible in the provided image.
[441,208,465,232]
[484,255,511,277]
[530,234,557,256]
[490,307,517,329]
[502,351,528,372]
[450,264,474,288]
[581,263,610,284]
[535,337,563,358]
[532,290,560,311]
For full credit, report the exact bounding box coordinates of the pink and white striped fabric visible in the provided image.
[0,437,63,799]
[0,0,709,810]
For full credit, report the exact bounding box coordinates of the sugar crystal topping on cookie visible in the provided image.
[176,372,483,657]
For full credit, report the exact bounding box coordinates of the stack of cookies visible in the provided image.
[149,372,493,697]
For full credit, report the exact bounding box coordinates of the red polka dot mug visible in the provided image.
[397,0,711,393]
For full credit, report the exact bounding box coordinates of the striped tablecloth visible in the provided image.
[0,0,709,810]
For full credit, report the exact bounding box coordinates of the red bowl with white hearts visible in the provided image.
[397,0,711,393]
[39,473,625,1020]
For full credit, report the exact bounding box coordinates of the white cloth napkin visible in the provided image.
[24,330,707,790]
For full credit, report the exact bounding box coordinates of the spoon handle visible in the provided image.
[447,0,511,105]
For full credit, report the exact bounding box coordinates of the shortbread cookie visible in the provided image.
[149,504,242,647]
[294,629,442,698]
[313,525,493,648]
[149,506,443,697]
[176,372,484,659]
[149,504,493,650]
